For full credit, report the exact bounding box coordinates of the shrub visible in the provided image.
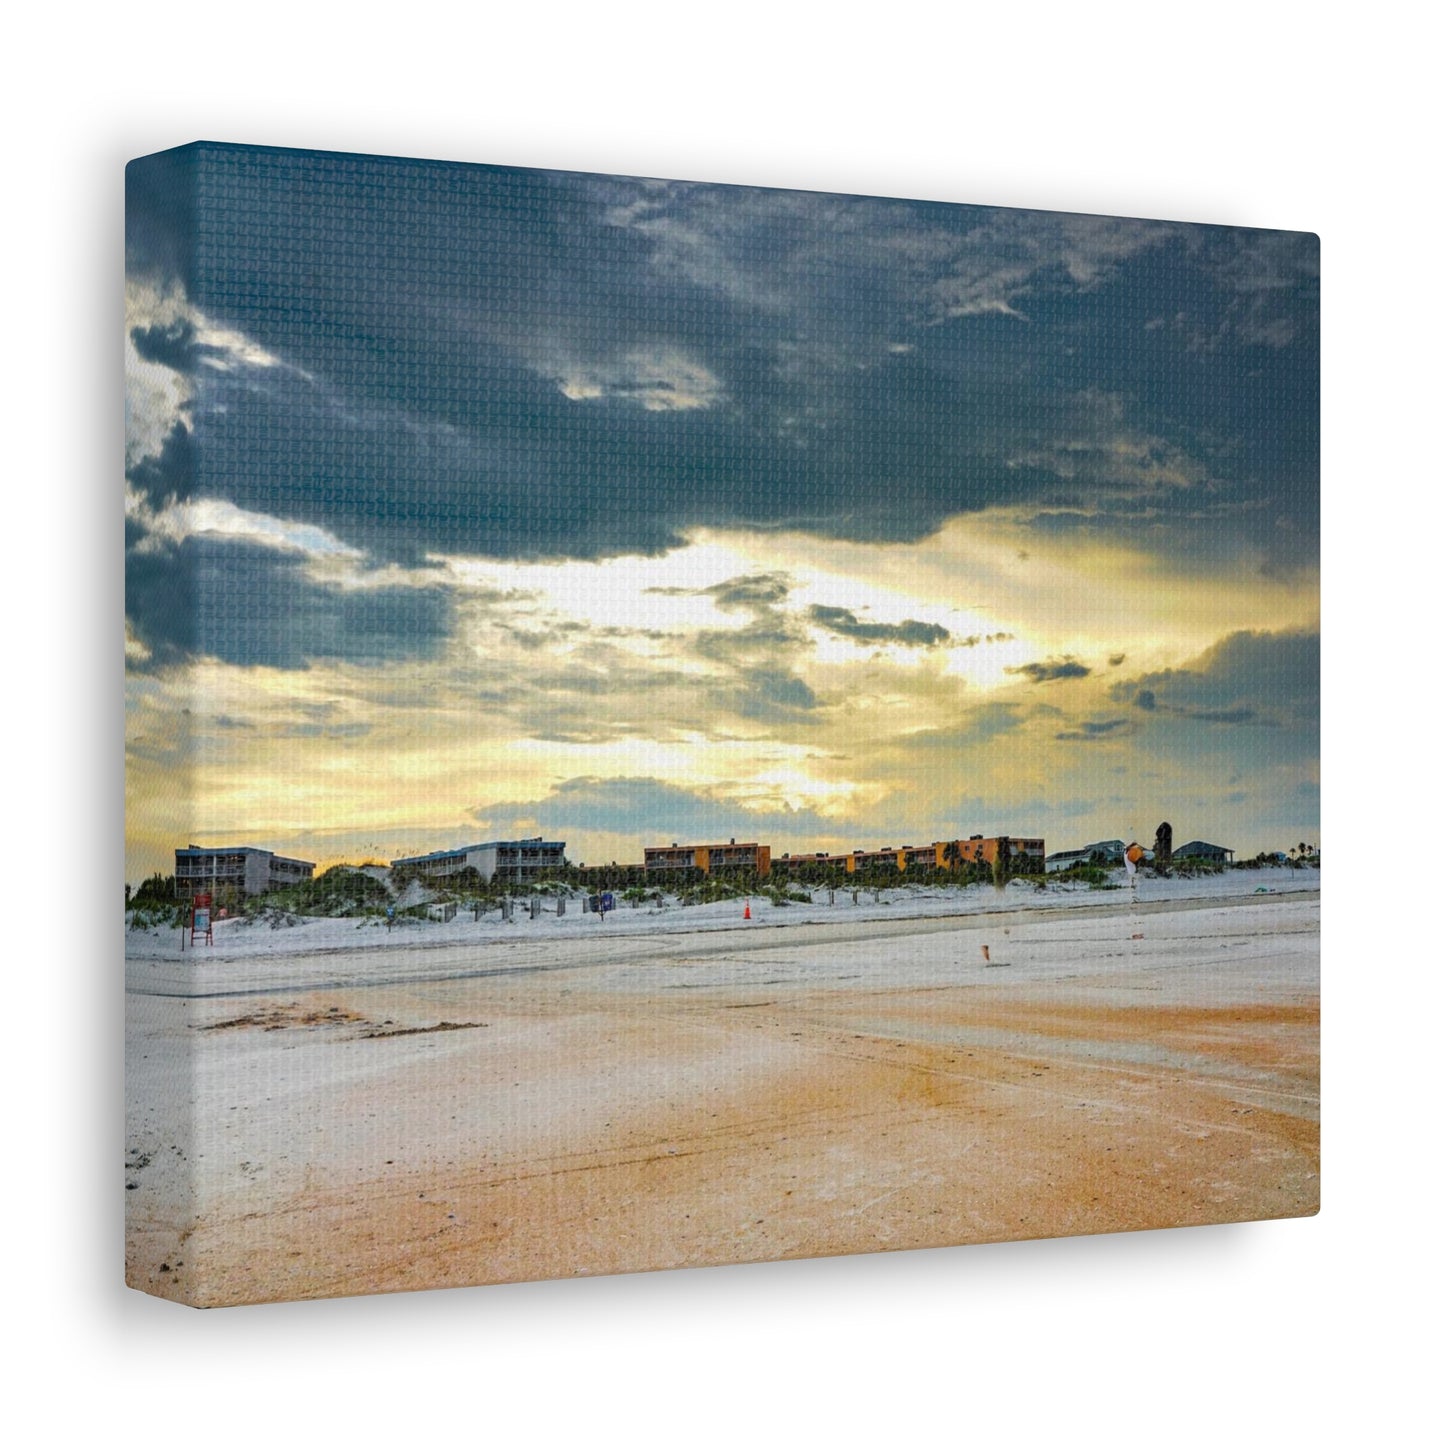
[132,873,177,907]
[128,903,183,930]
[676,876,748,905]
[242,866,393,919]
[762,885,811,906]
[1052,863,1114,887]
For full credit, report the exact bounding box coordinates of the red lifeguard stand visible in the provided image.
[188,892,214,948]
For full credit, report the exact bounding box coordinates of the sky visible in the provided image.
[124,143,1319,882]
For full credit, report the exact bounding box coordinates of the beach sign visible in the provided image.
[188,893,214,948]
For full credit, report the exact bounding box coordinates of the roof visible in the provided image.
[175,845,314,867]
[1046,839,1124,860]
[390,838,564,866]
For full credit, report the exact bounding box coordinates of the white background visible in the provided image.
[5,3,1433,1440]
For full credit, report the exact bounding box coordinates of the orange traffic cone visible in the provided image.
[744,901,752,919]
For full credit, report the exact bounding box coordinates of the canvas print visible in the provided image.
[124,143,1320,1306]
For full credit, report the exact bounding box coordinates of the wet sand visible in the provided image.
[125,891,1319,1306]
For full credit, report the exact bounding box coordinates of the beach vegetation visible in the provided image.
[132,872,177,906]
[128,903,185,930]
[1172,856,1226,877]
[676,875,753,905]
[241,865,393,920]
[762,884,813,906]
[1050,862,1112,886]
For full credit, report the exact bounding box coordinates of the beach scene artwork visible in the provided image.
[125,145,1319,1306]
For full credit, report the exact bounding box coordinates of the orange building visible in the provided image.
[941,836,1046,867]
[644,840,772,878]
[774,836,1046,875]
[645,835,1043,880]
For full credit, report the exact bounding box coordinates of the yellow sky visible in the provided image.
[126,514,1318,881]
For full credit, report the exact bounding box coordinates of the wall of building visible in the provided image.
[175,847,315,900]
[390,839,568,883]
[644,843,771,878]
[244,853,272,895]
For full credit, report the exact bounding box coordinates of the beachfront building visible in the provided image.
[644,840,772,879]
[174,845,315,901]
[850,846,913,873]
[944,836,1046,868]
[771,852,840,876]
[773,850,889,876]
[1173,841,1235,864]
[390,837,567,883]
[575,863,648,887]
[773,850,859,877]
[1045,839,1127,872]
[773,836,1047,876]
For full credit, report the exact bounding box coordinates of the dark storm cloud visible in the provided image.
[125,534,452,671]
[129,317,252,378]
[1186,707,1272,727]
[126,535,197,670]
[700,574,793,610]
[130,318,204,372]
[1111,630,1318,728]
[126,422,197,507]
[124,144,1319,569]
[1055,718,1134,742]
[1007,657,1092,683]
[729,668,820,721]
[807,605,950,648]
[126,147,199,288]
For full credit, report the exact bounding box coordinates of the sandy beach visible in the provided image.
[125,871,1319,1306]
